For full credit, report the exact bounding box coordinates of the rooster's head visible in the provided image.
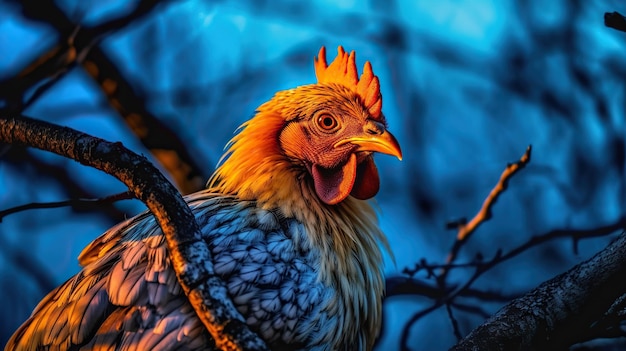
[210,46,402,207]
[268,46,401,205]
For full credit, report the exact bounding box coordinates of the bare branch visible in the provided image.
[391,216,626,350]
[2,146,128,221]
[386,276,520,302]
[605,12,626,32]
[452,232,626,350]
[0,0,164,109]
[455,145,532,242]
[0,114,268,351]
[446,303,463,341]
[440,146,532,283]
[1,0,206,194]
[0,191,133,223]
[400,304,441,351]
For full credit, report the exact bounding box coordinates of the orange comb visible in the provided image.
[314,46,382,120]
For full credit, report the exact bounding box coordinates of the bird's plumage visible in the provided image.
[6,46,401,351]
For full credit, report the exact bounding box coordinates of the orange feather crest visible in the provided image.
[314,46,383,119]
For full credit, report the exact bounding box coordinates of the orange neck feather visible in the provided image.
[207,109,303,212]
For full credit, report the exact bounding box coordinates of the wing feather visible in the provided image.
[73,287,111,344]
[7,193,333,350]
[108,259,146,306]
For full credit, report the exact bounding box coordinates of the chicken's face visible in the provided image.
[276,83,401,205]
[209,46,401,209]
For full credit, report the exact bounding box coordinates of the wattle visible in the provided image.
[311,154,380,205]
[350,155,380,200]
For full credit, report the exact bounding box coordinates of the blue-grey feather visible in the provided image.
[6,192,366,350]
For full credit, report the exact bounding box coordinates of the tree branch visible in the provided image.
[441,145,532,282]
[1,0,206,194]
[390,216,626,350]
[0,191,133,222]
[451,231,626,350]
[0,114,267,351]
[453,145,532,242]
[2,146,128,221]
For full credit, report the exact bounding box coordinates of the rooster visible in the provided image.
[6,46,402,351]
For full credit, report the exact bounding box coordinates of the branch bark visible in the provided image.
[451,232,626,350]
[0,114,267,351]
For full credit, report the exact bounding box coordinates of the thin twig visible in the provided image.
[386,275,521,301]
[446,303,463,341]
[455,145,532,244]
[440,145,532,283]
[399,304,441,351]
[0,191,134,222]
[443,218,626,302]
[2,146,127,221]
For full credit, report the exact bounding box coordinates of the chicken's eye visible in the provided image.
[317,114,339,131]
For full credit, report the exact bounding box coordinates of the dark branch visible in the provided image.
[0,114,268,351]
[446,303,463,341]
[1,0,206,194]
[0,191,134,222]
[0,0,165,109]
[386,276,519,302]
[392,217,626,350]
[452,232,626,350]
[400,304,440,351]
[605,12,626,32]
[2,146,128,221]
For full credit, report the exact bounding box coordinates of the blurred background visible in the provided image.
[1,0,626,349]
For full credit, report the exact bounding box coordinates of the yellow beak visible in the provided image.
[334,131,403,160]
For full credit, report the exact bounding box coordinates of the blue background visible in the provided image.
[1,1,626,349]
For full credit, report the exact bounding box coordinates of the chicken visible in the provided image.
[5,46,402,351]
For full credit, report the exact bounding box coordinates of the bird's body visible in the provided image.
[6,47,401,351]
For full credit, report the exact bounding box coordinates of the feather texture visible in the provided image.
[7,191,386,350]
